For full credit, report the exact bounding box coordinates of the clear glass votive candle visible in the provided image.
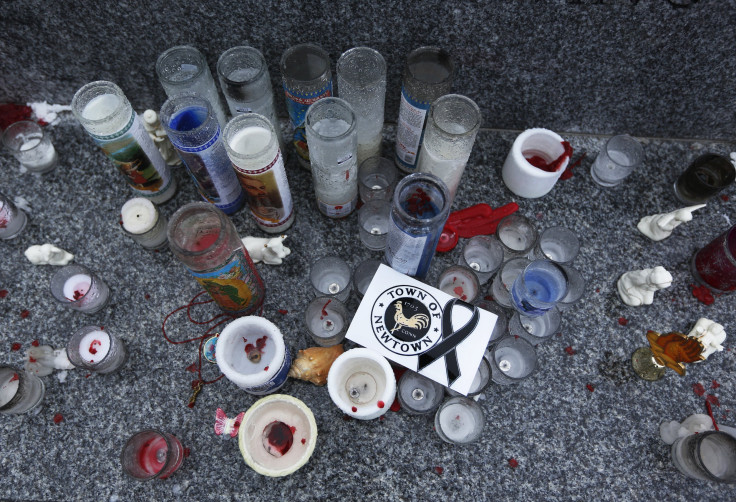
[120,198,168,250]
[489,336,538,385]
[309,255,352,302]
[556,264,586,310]
[358,156,397,203]
[490,258,531,309]
[353,259,381,300]
[671,431,736,483]
[2,120,58,173]
[497,213,539,260]
[447,357,491,397]
[508,308,561,346]
[121,429,185,480]
[474,299,509,344]
[0,366,45,415]
[50,264,111,314]
[358,200,390,251]
[66,325,128,373]
[691,223,736,293]
[458,235,504,285]
[590,134,644,187]
[434,397,485,445]
[532,226,580,264]
[397,370,445,415]
[305,296,349,347]
[511,260,568,317]
[0,192,28,240]
[674,154,736,204]
[337,47,387,165]
[437,265,481,303]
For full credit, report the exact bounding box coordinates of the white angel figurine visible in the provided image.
[617,266,673,306]
[687,317,727,361]
[637,204,706,241]
[242,235,291,265]
[25,345,75,376]
[24,244,74,265]
[142,109,181,166]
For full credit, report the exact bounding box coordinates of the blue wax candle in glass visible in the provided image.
[510,260,568,317]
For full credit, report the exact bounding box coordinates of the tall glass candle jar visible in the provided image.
[674,153,736,204]
[394,46,454,174]
[336,47,387,166]
[167,202,265,316]
[160,94,245,215]
[691,223,736,293]
[417,94,481,202]
[217,46,286,156]
[385,173,451,279]
[280,43,333,169]
[223,113,295,232]
[72,81,176,204]
[156,45,228,126]
[305,97,358,219]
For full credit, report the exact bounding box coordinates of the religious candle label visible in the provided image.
[395,87,429,171]
[244,349,292,395]
[317,194,358,219]
[189,250,264,315]
[283,82,333,163]
[346,264,497,395]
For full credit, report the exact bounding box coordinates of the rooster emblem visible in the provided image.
[390,301,430,334]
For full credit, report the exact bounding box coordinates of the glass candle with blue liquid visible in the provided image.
[511,260,568,317]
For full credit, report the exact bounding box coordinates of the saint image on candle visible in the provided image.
[239,172,284,223]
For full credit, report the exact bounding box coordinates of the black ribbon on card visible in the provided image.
[417,298,479,387]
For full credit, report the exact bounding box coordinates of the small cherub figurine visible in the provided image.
[24,243,74,265]
[660,414,714,445]
[142,110,181,166]
[24,345,75,376]
[687,317,726,361]
[637,204,706,241]
[242,235,291,265]
[617,266,673,306]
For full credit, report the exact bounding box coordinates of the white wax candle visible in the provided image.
[0,373,20,408]
[63,274,91,301]
[229,126,272,155]
[438,403,476,441]
[78,330,111,364]
[20,138,41,151]
[121,198,157,234]
[82,94,121,120]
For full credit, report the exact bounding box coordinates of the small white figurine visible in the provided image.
[242,235,291,265]
[687,317,727,361]
[24,244,74,265]
[24,345,75,376]
[637,204,706,241]
[660,414,714,444]
[617,266,673,306]
[142,110,181,166]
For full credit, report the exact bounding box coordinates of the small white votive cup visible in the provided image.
[327,348,396,420]
[502,128,570,198]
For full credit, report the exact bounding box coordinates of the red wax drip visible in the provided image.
[10,373,19,382]
[301,438,306,445]
[73,290,85,300]
[586,384,595,392]
[28,357,37,363]
[691,284,714,305]
[31,340,39,347]
[508,458,519,468]
[618,317,628,326]
[406,188,432,217]
[0,290,8,298]
[525,141,573,173]
[192,232,219,251]
[11,343,21,351]
[712,379,721,389]
[289,425,296,434]
[377,401,385,409]
[264,421,294,457]
[390,398,401,412]
[20,310,30,319]
[53,413,64,424]
[453,286,467,301]
[264,366,269,371]
[351,406,358,413]
[278,309,288,315]
[321,299,332,318]
[88,339,102,355]
[434,466,444,476]
[693,382,706,397]
[706,394,721,407]
[564,346,576,356]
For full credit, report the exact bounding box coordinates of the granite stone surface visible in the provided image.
[0,115,735,501]
[0,0,735,139]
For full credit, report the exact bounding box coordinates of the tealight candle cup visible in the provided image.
[457,235,504,285]
[66,325,128,373]
[353,259,381,300]
[2,120,58,173]
[397,370,445,415]
[511,260,568,317]
[120,198,168,250]
[674,154,736,204]
[502,128,570,198]
[508,308,561,346]
[437,265,480,303]
[671,431,736,483]
[590,134,643,187]
[0,366,45,415]
[305,297,349,347]
[50,264,111,314]
[489,336,538,385]
[309,255,352,302]
[358,200,390,251]
[434,397,485,445]
[447,357,491,397]
[327,348,396,420]
[121,429,185,480]
[556,264,586,310]
[496,213,539,260]
[474,299,508,344]
[490,258,531,309]
[0,192,28,240]
[691,223,736,293]
[531,226,580,264]
[358,156,397,203]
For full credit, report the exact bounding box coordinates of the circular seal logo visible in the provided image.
[371,285,442,356]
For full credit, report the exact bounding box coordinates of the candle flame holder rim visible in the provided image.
[217,46,267,87]
[155,45,207,86]
[71,80,128,126]
[120,429,181,481]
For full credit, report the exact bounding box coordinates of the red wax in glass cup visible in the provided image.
[692,224,736,293]
[121,430,185,480]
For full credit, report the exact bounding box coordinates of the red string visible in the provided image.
[705,399,720,432]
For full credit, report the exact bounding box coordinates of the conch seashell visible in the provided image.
[288,344,344,386]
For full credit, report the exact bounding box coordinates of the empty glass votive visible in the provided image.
[447,357,491,397]
[434,397,485,445]
[674,154,736,204]
[358,156,397,203]
[511,260,568,317]
[532,226,580,264]
[590,134,644,187]
[120,198,168,250]
[50,264,111,314]
[2,120,58,174]
[0,366,45,415]
[358,200,390,251]
[121,429,185,480]
[0,192,28,240]
[310,256,352,302]
[397,370,445,415]
[556,264,586,310]
[474,299,509,344]
[458,235,504,285]
[353,259,381,300]
[508,308,561,346]
[490,258,531,309]
[671,431,736,483]
[497,213,538,260]
[305,297,349,347]
[66,325,128,373]
[489,336,538,385]
[437,265,481,303]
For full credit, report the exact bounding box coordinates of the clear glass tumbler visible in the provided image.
[434,397,484,444]
[397,370,445,415]
[490,257,531,309]
[0,366,45,415]
[556,264,586,310]
[437,265,481,303]
[457,235,504,285]
[353,258,382,299]
[475,299,509,344]
[0,192,28,240]
[508,308,562,346]
[510,260,568,317]
[305,296,349,347]
[497,213,539,260]
[488,336,538,385]
[358,200,390,251]
[590,134,644,187]
[121,429,185,480]
[66,325,128,373]
[50,264,111,314]
[674,153,736,204]
[358,156,397,203]
[531,226,580,264]
[671,431,736,483]
[2,120,58,173]
[309,255,352,302]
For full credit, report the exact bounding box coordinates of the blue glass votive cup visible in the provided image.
[510,260,568,317]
